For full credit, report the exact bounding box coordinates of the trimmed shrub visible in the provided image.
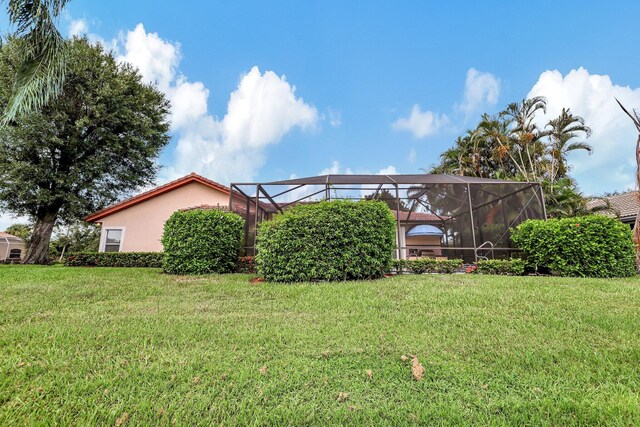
[256,200,396,282]
[511,215,636,278]
[162,209,244,275]
[64,252,163,267]
[475,259,525,276]
[393,258,463,274]
[236,256,256,274]
[391,259,407,273]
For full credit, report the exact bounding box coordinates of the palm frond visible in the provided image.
[565,142,593,153]
[2,0,71,123]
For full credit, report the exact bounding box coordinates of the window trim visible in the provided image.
[100,226,126,253]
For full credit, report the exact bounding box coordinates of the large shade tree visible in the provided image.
[0,37,170,264]
[2,0,71,121]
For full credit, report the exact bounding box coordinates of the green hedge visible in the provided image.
[474,259,525,275]
[64,252,163,267]
[256,200,396,282]
[511,215,636,278]
[162,209,244,275]
[393,258,463,274]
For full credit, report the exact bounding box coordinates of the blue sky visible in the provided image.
[13,1,640,199]
[47,0,640,193]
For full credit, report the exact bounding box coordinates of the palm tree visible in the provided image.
[545,108,592,183]
[616,99,640,270]
[432,133,478,176]
[2,0,71,122]
[476,114,520,179]
[500,96,548,181]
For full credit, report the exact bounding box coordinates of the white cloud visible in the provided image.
[67,18,118,52]
[527,67,640,194]
[220,67,318,150]
[168,78,210,130]
[114,24,318,184]
[69,19,88,38]
[394,68,500,138]
[378,165,397,175]
[457,68,501,115]
[326,108,342,127]
[392,104,448,138]
[408,147,417,164]
[319,160,352,175]
[317,161,397,176]
[117,24,180,92]
[311,162,398,198]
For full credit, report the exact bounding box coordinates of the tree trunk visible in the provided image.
[23,210,57,265]
[636,133,640,271]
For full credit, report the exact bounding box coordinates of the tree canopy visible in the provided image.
[0,37,171,263]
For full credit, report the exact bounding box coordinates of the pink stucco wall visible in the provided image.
[97,182,230,252]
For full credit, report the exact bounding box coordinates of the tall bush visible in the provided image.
[162,209,244,275]
[256,200,396,282]
[511,215,636,277]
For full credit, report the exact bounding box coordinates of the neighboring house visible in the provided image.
[394,211,446,258]
[85,173,233,252]
[587,191,639,228]
[0,232,26,262]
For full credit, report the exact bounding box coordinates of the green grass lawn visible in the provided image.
[1,266,640,426]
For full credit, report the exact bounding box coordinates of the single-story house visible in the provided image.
[1,232,26,262]
[85,173,234,252]
[394,211,446,258]
[586,191,639,228]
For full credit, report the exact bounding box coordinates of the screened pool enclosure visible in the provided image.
[230,174,546,262]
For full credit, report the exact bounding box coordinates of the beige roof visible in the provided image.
[587,191,639,220]
[0,232,24,242]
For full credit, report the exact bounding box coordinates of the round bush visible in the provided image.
[256,200,396,282]
[162,209,244,275]
[511,215,636,278]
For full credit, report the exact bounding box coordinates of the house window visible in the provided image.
[104,229,123,252]
[9,248,21,259]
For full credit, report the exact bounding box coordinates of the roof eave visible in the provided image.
[85,174,231,223]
